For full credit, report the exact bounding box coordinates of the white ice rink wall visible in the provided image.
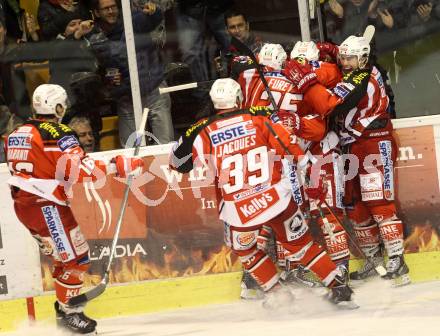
[1,116,440,331]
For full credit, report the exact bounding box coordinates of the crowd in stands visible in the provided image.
[323,0,440,51]
[1,0,439,162]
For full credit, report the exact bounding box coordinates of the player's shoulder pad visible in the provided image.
[333,68,371,99]
[247,105,273,117]
[342,68,371,89]
[27,120,80,151]
[184,118,209,139]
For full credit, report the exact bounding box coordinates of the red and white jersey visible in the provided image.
[312,60,342,89]
[305,66,391,145]
[5,120,108,205]
[237,68,326,144]
[170,107,304,228]
[237,68,305,113]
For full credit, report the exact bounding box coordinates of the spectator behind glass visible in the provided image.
[0,16,29,123]
[88,0,174,146]
[0,0,39,42]
[37,1,97,110]
[68,116,96,153]
[408,0,440,35]
[175,0,233,85]
[326,0,378,43]
[38,0,93,41]
[215,8,263,77]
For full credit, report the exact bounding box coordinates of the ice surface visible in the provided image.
[5,279,440,336]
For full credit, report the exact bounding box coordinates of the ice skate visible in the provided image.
[55,301,97,335]
[328,275,359,310]
[382,254,411,287]
[240,271,264,300]
[280,264,322,288]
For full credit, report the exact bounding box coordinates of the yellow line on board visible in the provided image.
[2,251,440,332]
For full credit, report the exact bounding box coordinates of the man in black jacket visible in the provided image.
[89,0,174,146]
[176,0,233,84]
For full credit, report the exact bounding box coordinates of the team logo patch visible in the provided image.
[57,135,80,151]
[8,133,33,149]
[283,212,307,241]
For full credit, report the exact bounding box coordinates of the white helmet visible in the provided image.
[258,43,287,70]
[290,41,319,62]
[32,84,68,121]
[338,35,370,69]
[209,78,243,110]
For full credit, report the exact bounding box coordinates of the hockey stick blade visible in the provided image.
[374,264,387,276]
[68,274,109,306]
[159,80,215,94]
[363,25,375,43]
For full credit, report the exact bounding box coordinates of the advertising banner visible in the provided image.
[40,153,241,291]
[2,116,440,297]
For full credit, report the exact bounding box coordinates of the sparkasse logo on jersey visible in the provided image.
[210,121,256,146]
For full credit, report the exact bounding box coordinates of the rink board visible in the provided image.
[1,115,440,331]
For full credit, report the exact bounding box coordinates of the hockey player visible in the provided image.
[289,41,350,280]
[234,43,329,290]
[282,36,410,285]
[169,78,357,308]
[5,84,144,334]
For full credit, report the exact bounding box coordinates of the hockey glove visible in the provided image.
[276,110,301,134]
[316,42,339,62]
[282,58,318,93]
[112,155,144,178]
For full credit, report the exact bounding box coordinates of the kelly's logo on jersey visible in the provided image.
[7,133,33,149]
[210,121,256,146]
[58,135,80,152]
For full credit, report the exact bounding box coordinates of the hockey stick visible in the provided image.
[68,108,149,306]
[363,25,375,44]
[321,200,387,276]
[230,36,279,113]
[159,80,215,94]
[264,121,387,277]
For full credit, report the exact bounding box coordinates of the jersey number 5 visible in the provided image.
[260,91,302,111]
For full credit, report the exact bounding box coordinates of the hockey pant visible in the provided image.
[344,136,404,258]
[271,202,341,287]
[14,192,90,305]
